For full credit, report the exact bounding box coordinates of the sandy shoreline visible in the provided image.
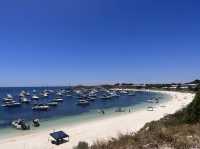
[0,90,195,149]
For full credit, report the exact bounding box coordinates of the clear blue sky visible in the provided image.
[0,0,199,86]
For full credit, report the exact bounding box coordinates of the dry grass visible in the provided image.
[75,91,200,149]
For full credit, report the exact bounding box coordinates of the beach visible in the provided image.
[0,90,195,149]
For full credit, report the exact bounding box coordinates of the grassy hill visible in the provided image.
[74,91,200,149]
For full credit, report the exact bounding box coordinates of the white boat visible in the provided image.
[3,94,13,102]
[56,92,63,97]
[43,93,49,97]
[1,100,21,107]
[32,95,40,100]
[76,100,90,106]
[120,90,128,94]
[32,104,49,111]
[110,91,120,97]
[52,98,64,102]
[19,91,26,97]
[48,102,58,106]
[20,97,31,103]
[26,92,31,96]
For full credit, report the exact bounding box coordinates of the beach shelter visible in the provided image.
[50,131,69,145]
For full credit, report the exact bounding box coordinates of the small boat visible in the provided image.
[19,91,26,97]
[26,92,31,96]
[3,94,13,102]
[32,119,40,127]
[100,95,112,100]
[32,104,49,111]
[48,102,58,106]
[32,95,40,100]
[20,97,31,103]
[12,119,30,130]
[2,101,21,107]
[119,90,128,94]
[41,92,49,97]
[52,98,64,102]
[76,100,90,106]
[56,92,63,97]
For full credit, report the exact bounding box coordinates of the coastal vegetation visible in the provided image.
[74,82,200,149]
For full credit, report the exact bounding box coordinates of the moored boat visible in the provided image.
[3,94,14,102]
[20,97,31,103]
[76,100,90,106]
[2,101,21,107]
[52,98,64,102]
[32,95,40,100]
[32,104,49,111]
[48,101,58,106]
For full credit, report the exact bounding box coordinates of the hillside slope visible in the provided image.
[75,92,200,149]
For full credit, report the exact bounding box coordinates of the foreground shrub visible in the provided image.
[74,141,89,149]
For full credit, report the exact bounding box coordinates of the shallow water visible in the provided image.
[0,87,171,140]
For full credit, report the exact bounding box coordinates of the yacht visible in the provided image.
[32,95,40,100]
[3,94,14,102]
[20,97,31,104]
[19,91,26,97]
[2,101,21,107]
[41,92,49,97]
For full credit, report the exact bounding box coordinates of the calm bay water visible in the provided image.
[0,87,171,139]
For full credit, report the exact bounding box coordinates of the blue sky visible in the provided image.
[0,0,199,86]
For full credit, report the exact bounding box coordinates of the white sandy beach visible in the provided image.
[0,90,195,149]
